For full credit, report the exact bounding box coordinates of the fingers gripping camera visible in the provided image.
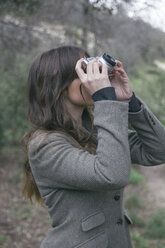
[82,53,116,80]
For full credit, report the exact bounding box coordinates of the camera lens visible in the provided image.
[103,53,116,66]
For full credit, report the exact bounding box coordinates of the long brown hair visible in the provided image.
[21,46,97,206]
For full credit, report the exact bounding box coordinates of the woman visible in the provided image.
[22,46,165,248]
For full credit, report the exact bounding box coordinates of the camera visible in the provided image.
[82,53,116,78]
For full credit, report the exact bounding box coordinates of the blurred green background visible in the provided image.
[0,1,165,247]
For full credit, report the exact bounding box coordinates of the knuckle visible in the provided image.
[81,77,87,84]
[87,75,93,82]
[89,79,94,84]
[88,59,95,65]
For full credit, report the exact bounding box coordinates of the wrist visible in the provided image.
[129,92,142,112]
[121,92,133,103]
[92,87,117,101]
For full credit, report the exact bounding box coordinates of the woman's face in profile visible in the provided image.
[66,78,94,107]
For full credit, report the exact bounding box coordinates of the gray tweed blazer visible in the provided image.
[28,97,165,248]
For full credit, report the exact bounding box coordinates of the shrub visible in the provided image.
[129,211,146,228]
[125,194,144,209]
[130,169,145,184]
[144,209,165,239]
[131,232,149,248]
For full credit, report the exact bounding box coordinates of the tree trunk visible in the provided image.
[81,0,90,49]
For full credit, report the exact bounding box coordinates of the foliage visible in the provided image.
[125,194,144,209]
[130,63,165,125]
[156,242,165,248]
[0,50,34,145]
[144,209,165,239]
[0,234,8,244]
[131,232,149,248]
[130,169,145,184]
[128,211,146,227]
[0,0,40,15]
[0,120,5,149]
[9,168,22,183]
[9,203,33,220]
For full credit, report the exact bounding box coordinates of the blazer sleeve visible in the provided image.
[28,100,131,192]
[128,96,165,166]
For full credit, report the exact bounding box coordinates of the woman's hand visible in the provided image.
[75,58,111,96]
[111,60,133,101]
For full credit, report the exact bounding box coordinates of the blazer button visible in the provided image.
[114,195,120,201]
[117,218,123,225]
